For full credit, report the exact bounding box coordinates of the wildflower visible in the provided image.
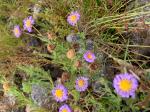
[47,31,56,40]
[52,84,68,102]
[59,104,72,112]
[71,44,80,53]
[67,11,80,26]
[47,44,55,53]
[74,60,82,69]
[113,73,138,98]
[88,62,99,71]
[3,82,10,91]
[61,72,70,83]
[83,51,96,63]
[23,16,35,32]
[13,25,21,38]
[74,107,82,112]
[75,76,88,92]
[66,49,75,59]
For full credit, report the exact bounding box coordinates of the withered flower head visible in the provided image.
[3,82,11,92]
[74,60,82,68]
[66,49,75,59]
[61,72,70,83]
[47,44,55,53]
[72,43,80,52]
[47,32,56,40]
[88,62,99,71]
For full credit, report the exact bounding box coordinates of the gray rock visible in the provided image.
[92,81,105,94]
[33,0,43,19]
[0,93,16,112]
[125,0,150,65]
[66,34,80,43]
[31,84,53,109]
[126,0,150,24]
[86,39,94,50]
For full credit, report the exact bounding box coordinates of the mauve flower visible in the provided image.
[67,11,80,26]
[59,104,72,112]
[113,73,138,98]
[52,84,68,102]
[75,76,88,92]
[83,51,96,63]
[23,16,35,32]
[13,25,21,38]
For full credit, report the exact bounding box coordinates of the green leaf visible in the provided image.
[71,90,80,101]
[96,0,100,5]
[22,82,31,94]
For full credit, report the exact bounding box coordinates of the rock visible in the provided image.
[0,93,16,111]
[66,34,80,43]
[126,0,150,25]
[32,0,42,19]
[28,37,41,47]
[92,81,105,94]
[4,93,16,107]
[124,1,150,67]
[31,84,54,109]
[86,39,94,50]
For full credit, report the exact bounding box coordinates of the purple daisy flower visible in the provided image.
[52,84,68,102]
[113,73,138,98]
[75,76,88,92]
[23,16,35,32]
[13,25,21,38]
[67,11,80,26]
[59,104,72,112]
[83,51,96,63]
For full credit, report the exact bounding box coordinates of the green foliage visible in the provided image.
[18,65,54,89]
[22,81,32,94]
[0,66,54,112]
[71,89,80,102]
[8,86,33,107]
[0,23,23,58]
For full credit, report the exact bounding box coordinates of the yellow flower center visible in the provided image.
[87,53,93,59]
[26,19,31,27]
[70,15,77,22]
[78,79,85,87]
[14,28,19,34]
[62,109,68,112]
[119,79,132,92]
[55,89,63,98]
